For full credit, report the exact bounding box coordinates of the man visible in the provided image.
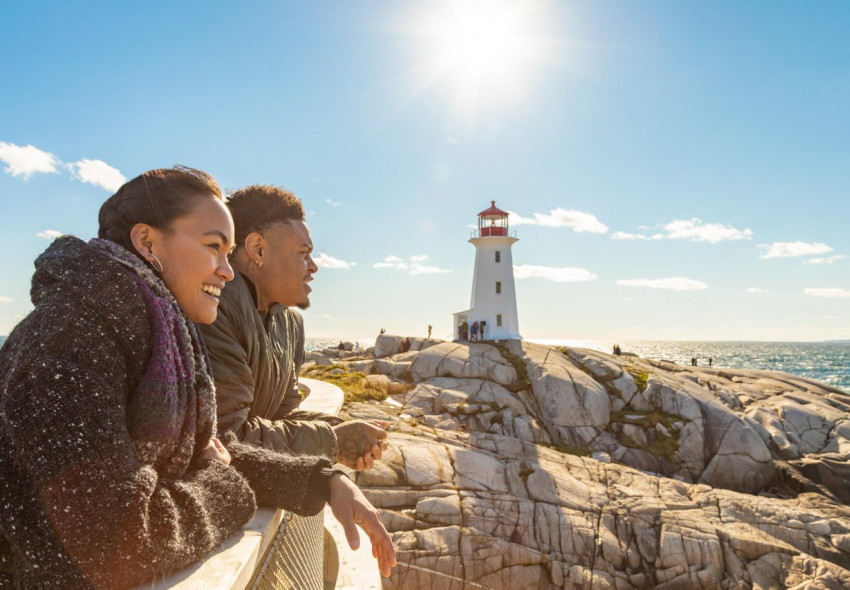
[200,185,386,470]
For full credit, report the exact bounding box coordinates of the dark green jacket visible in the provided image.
[201,272,339,459]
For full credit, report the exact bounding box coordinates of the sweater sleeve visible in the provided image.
[0,317,257,589]
[221,431,333,516]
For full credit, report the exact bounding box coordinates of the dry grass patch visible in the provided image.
[304,364,388,403]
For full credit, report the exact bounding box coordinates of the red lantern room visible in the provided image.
[477,200,509,237]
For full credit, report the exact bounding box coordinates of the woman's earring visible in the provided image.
[253,259,263,270]
[148,253,164,273]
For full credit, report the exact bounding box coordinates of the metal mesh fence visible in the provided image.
[250,511,327,590]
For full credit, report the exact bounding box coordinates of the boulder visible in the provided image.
[375,334,404,358]
[410,342,518,386]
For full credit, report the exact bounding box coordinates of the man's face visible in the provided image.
[254,220,318,310]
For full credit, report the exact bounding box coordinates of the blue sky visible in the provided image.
[1,0,848,342]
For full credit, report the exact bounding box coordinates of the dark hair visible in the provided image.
[98,166,222,255]
[226,185,305,252]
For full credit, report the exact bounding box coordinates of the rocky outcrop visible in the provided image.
[322,336,850,588]
[354,423,850,589]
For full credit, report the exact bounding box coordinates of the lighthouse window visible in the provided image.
[495,250,501,263]
[496,281,501,294]
[497,314,503,327]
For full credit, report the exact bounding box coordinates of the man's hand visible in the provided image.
[329,473,396,577]
[333,420,388,471]
[200,437,231,465]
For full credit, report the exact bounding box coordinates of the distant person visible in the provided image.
[427,324,432,339]
[613,344,622,356]
[479,321,485,340]
[200,185,386,472]
[338,341,345,358]
[709,357,713,367]
[691,357,697,367]
[457,322,463,341]
[0,167,395,586]
[462,321,469,341]
[380,328,386,335]
[470,321,479,342]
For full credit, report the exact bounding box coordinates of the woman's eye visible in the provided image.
[208,243,221,251]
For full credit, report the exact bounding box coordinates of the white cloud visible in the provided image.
[409,264,452,275]
[804,255,846,265]
[0,141,60,179]
[507,211,537,225]
[514,265,597,283]
[0,295,13,303]
[804,288,850,298]
[617,277,709,291]
[67,159,126,192]
[509,208,608,233]
[314,252,356,269]
[373,254,451,275]
[614,218,752,243]
[325,198,342,207]
[611,231,647,240]
[663,218,753,243]
[745,287,769,294]
[611,231,663,241]
[759,241,833,259]
[36,229,63,240]
[373,255,408,270]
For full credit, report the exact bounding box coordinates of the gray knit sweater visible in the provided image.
[0,237,334,589]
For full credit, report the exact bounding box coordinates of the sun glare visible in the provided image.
[443,6,522,77]
[401,0,559,119]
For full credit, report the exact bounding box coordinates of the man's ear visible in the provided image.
[243,232,265,262]
[129,223,156,258]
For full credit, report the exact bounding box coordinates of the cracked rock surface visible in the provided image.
[327,336,850,589]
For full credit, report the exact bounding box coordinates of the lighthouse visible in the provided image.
[453,201,521,341]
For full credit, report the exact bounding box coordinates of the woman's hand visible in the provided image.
[329,473,396,577]
[200,437,231,465]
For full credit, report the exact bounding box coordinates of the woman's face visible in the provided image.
[150,196,235,323]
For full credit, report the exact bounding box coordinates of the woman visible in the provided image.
[0,167,394,588]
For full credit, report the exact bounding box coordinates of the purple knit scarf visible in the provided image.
[89,238,216,480]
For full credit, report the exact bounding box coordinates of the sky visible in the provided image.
[1,0,849,342]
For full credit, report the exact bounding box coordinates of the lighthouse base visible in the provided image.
[452,310,521,342]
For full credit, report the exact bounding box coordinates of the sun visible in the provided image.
[441,4,523,79]
[401,0,558,118]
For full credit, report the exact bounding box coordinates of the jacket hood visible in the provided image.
[30,236,138,308]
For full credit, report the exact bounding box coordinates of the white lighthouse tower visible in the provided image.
[453,201,521,341]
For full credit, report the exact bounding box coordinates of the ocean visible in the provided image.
[2,335,847,394]
[528,339,850,394]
